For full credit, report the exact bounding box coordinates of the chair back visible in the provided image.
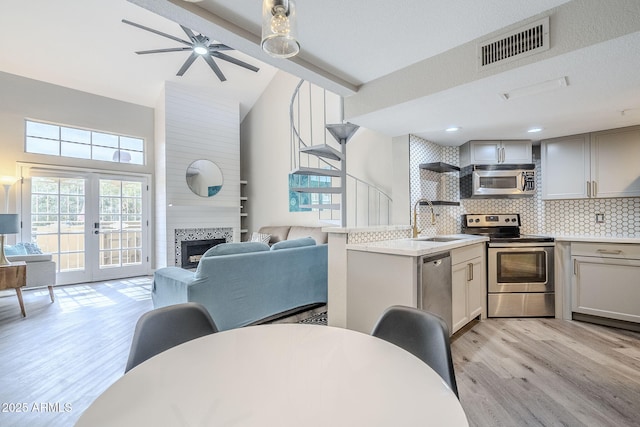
[371,305,458,397]
[125,302,218,373]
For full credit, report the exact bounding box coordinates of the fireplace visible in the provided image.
[181,238,226,269]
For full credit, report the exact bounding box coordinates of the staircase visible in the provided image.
[289,80,392,227]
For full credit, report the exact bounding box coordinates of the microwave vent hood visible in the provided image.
[460,164,536,199]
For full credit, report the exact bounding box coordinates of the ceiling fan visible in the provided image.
[122,19,259,82]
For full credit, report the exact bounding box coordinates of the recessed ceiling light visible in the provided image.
[445,127,460,132]
[528,127,543,133]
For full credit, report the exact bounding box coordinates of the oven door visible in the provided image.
[488,245,554,293]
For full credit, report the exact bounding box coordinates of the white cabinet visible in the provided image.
[460,140,532,166]
[571,243,640,324]
[542,126,640,200]
[451,243,485,333]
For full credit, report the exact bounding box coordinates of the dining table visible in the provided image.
[76,323,468,426]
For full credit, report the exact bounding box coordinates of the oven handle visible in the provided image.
[488,242,555,248]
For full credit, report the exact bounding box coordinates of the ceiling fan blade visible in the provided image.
[202,55,227,82]
[135,47,193,55]
[180,25,198,43]
[122,19,192,46]
[211,52,260,73]
[176,52,199,76]
[208,44,234,52]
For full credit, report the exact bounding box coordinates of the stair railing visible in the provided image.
[290,79,392,227]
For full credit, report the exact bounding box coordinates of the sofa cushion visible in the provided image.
[287,226,328,244]
[203,242,270,257]
[270,237,316,251]
[6,253,53,262]
[257,226,291,244]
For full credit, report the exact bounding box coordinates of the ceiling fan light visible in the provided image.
[193,45,208,55]
[261,0,300,59]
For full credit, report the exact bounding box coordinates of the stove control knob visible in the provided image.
[468,219,473,223]
[505,218,510,222]
[474,218,480,223]
[511,217,517,222]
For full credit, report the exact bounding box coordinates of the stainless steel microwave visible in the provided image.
[460,164,536,198]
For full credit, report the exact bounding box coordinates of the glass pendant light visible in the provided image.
[261,0,300,58]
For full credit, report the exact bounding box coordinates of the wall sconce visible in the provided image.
[261,0,300,58]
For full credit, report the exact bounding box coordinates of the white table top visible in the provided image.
[77,324,468,427]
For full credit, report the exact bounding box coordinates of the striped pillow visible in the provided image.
[250,232,271,244]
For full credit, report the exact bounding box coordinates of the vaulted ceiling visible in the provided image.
[3,0,640,145]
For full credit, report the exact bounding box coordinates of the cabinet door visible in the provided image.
[451,262,469,334]
[469,141,501,164]
[467,257,484,321]
[541,134,590,199]
[572,256,640,323]
[591,127,640,198]
[501,140,532,164]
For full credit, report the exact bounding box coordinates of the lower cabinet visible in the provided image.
[451,244,486,334]
[571,243,640,324]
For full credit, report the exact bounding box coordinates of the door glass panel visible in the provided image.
[496,252,546,283]
[479,176,517,189]
[98,179,143,269]
[31,177,86,273]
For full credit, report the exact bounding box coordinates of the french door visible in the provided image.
[22,169,151,285]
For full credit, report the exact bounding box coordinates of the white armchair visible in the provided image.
[7,253,56,301]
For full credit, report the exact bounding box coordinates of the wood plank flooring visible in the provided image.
[2,280,640,426]
[451,318,640,427]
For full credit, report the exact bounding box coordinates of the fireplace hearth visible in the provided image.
[181,238,226,269]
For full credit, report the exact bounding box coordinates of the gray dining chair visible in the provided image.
[371,305,459,398]
[125,302,218,373]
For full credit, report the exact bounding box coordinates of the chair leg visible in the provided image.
[48,286,55,303]
[15,288,26,317]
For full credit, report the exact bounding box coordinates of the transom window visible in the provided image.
[25,120,144,165]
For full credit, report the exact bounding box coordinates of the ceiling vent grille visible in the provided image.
[479,17,549,68]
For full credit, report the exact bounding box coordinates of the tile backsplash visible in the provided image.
[410,135,640,237]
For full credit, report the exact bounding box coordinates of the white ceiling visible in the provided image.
[3,0,640,146]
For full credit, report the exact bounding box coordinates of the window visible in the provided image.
[25,120,145,165]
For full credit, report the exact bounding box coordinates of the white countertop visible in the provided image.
[553,235,640,244]
[346,234,489,257]
[323,225,411,234]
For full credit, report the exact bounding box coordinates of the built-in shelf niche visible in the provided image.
[418,162,460,206]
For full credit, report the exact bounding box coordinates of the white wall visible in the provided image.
[240,71,395,233]
[155,81,241,267]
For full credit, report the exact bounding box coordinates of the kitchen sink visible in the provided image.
[414,236,461,242]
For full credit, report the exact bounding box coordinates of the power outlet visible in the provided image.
[595,213,605,223]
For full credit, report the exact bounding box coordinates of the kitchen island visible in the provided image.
[345,234,488,334]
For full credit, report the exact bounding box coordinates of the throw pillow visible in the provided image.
[4,244,27,256]
[250,232,271,244]
[270,237,316,251]
[203,242,270,257]
[21,242,43,254]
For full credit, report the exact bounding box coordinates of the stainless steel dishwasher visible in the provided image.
[418,252,452,334]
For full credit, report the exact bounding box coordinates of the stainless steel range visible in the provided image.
[462,214,555,317]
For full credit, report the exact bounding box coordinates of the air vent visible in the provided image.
[479,17,549,68]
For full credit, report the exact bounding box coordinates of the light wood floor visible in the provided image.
[1,280,639,426]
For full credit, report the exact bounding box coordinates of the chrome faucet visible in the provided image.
[412,198,436,238]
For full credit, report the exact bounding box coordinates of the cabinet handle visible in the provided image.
[596,249,622,255]
[467,263,473,281]
[586,181,591,198]
[592,181,597,197]
[501,147,505,163]
[573,258,577,275]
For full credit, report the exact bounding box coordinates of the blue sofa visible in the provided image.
[151,238,328,331]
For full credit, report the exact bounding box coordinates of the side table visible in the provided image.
[0,261,27,317]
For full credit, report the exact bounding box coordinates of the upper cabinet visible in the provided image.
[459,140,532,166]
[541,126,640,200]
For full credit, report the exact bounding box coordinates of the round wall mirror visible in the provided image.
[186,159,224,197]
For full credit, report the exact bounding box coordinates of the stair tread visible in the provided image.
[326,123,359,143]
[291,167,341,177]
[291,187,342,194]
[300,144,343,161]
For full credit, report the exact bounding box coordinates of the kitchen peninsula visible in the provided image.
[344,234,488,335]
